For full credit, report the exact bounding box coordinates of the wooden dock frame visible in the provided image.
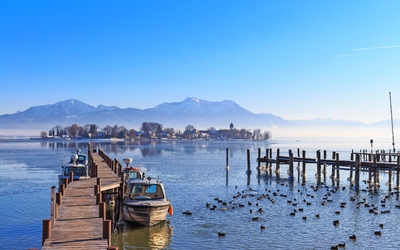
[41,143,123,250]
[257,148,400,191]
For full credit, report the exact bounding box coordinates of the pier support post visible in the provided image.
[94,185,100,195]
[96,192,101,205]
[276,148,280,180]
[297,149,300,182]
[288,150,294,181]
[56,192,62,206]
[316,150,321,185]
[99,202,106,220]
[59,184,65,196]
[50,186,56,228]
[355,154,360,190]
[349,163,354,187]
[95,164,99,177]
[103,220,112,247]
[226,148,229,185]
[397,156,400,190]
[373,155,378,189]
[69,171,74,183]
[42,219,51,246]
[257,148,261,177]
[302,150,306,184]
[247,149,251,185]
[336,153,340,186]
[118,182,124,223]
[323,150,327,183]
[331,152,336,186]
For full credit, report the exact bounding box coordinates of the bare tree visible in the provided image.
[263,131,271,140]
[128,129,136,139]
[69,124,79,139]
[102,125,113,138]
[40,131,48,138]
[184,125,196,139]
[117,126,128,138]
[253,129,262,140]
[164,127,175,139]
[112,125,119,138]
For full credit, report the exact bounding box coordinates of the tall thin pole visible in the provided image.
[390,92,396,152]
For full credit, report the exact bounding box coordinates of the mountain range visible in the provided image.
[0,97,394,133]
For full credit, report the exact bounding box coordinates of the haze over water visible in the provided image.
[0,138,399,249]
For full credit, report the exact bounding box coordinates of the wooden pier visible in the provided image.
[256,148,400,190]
[41,144,123,250]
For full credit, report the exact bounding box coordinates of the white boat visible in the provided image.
[58,149,90,185]
[122,164,172,226]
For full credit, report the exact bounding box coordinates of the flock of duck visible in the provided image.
[184,179,400,249]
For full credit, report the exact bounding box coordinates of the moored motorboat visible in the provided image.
[58,149,90,185]
[122,160,172,226]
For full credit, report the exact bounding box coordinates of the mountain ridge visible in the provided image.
[0,97,395,132]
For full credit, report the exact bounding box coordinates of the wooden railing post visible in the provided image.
[103,220,112,246]
[42,219,51,246]
[99,202,106,220]
[50,186,56,228]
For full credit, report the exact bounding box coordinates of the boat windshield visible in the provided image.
[128,171,142,179]
[63,167,86,176]
[130,184,164,199]
[76,155,86,164]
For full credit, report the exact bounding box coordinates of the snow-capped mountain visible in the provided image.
[152,97,246,114]
[0,97,389,133]
[0,97,288,130]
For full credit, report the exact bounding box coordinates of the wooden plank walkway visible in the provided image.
[42,149,121,250]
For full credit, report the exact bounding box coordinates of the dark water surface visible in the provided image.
[1,139,399,249]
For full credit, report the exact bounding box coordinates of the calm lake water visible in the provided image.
[1,138,400,250]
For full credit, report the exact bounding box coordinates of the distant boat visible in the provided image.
[122,167,172,226]
[58,149,90,185]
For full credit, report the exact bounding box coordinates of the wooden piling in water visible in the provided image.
[373,155,378,189]
[118,182,124,223]
[288,150,294,181]
[56,192,62,206]
[335,153,340,186]
[42,219,51,246]
[103,220,111,247]
[316,150,321,184]
[355,154,360,190]
[276,148,280,176]
[226,148,229,185]
[50,186,56,228]
[68,171,73,183]
[257,148,261,176]
[99,202,106,220]
[302,150,306,183]
[397,156,400,189]
[331,151,336,185]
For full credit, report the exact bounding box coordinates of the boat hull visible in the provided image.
[123,201,170,226]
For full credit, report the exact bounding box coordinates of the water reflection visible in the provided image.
[114,221,173,250]
[39,140,267,158]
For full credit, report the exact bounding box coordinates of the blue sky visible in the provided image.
[1,1,400,124]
